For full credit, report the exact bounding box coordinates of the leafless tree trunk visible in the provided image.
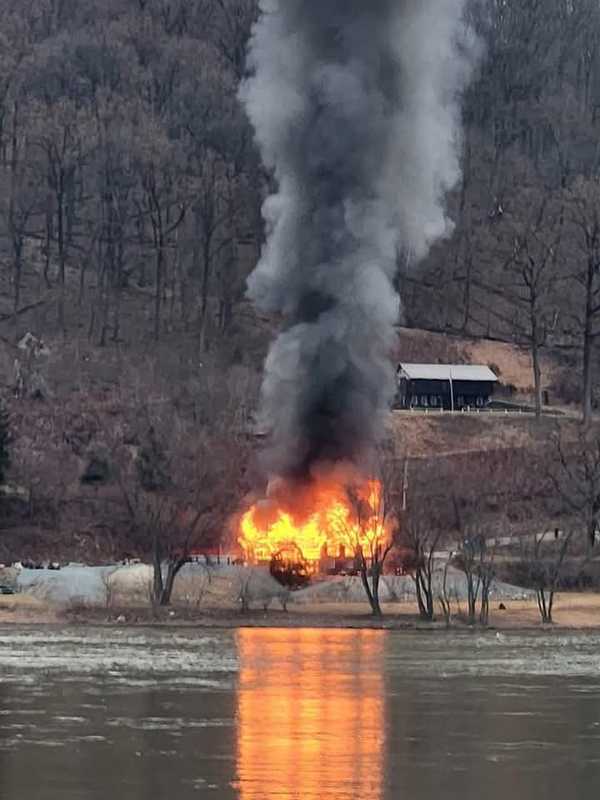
[582,257,596,425]
[344,456,399,617]
[403,513,443,621]
[551,426,600,552]
[566,178,600,425]
[456,532,495,625]
[437,555,455,628]
[522,530,573,624]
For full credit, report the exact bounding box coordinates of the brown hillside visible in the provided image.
[393,327,572,400]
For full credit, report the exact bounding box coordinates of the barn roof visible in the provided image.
[398,364,498,382]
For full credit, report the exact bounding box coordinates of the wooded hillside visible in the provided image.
[1,1,600,564]
[0,2,599,412]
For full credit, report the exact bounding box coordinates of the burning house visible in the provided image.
[237,1,477,568]
[239,474,389,573]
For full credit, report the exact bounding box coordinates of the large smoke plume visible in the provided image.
[241,0,478,482]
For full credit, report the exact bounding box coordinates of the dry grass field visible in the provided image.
[2,588,599,631]
[0,593,59,623]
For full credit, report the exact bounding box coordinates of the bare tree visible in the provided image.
[125,420,247,607]
[1,141,41,328]
[104,359,253,607]
[478,549,496,627]
[455,530,496,626]
[190,150,239,349]
[565,177,600,424]
[213,0,257,81]
[343,455,399,617]
[133,124,187,341]
[494,192,563,416]
[28,97,94,330]
[519,530,574,624]
[87,97,139,345]
[551,425,600,551]
[401,508,444,621]
[437,554,457,627]
[143,496,210,607]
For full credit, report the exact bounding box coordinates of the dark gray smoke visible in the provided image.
[241,0,478,481]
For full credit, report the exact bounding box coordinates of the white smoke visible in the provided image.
[384,0,479,258]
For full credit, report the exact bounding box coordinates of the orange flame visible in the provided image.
[239,473,389,564]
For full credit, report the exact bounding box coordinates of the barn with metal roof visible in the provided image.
[396,364,498,410]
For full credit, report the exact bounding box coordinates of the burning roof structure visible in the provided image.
[239,473,389,567]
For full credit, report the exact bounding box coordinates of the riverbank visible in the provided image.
[2,592,599,631]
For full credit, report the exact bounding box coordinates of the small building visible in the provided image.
[396,364,498,410]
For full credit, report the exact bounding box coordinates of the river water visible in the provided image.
[1,626,599,799]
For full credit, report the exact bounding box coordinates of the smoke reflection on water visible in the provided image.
[235,629,384,800]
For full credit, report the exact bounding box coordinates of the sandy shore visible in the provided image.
[2,592,599,630]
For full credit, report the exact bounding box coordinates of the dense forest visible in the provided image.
[1,2,600,408]
[0,0,262,351]
[2,0,600,568]
[0,2,599,384]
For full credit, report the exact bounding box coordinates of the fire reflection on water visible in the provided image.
[235,629,384,800]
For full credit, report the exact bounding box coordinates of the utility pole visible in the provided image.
[449,367,455,412]
[402,457,409,511]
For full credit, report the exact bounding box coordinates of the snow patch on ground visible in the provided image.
[290,567,532,605]
[15,563,531,607]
